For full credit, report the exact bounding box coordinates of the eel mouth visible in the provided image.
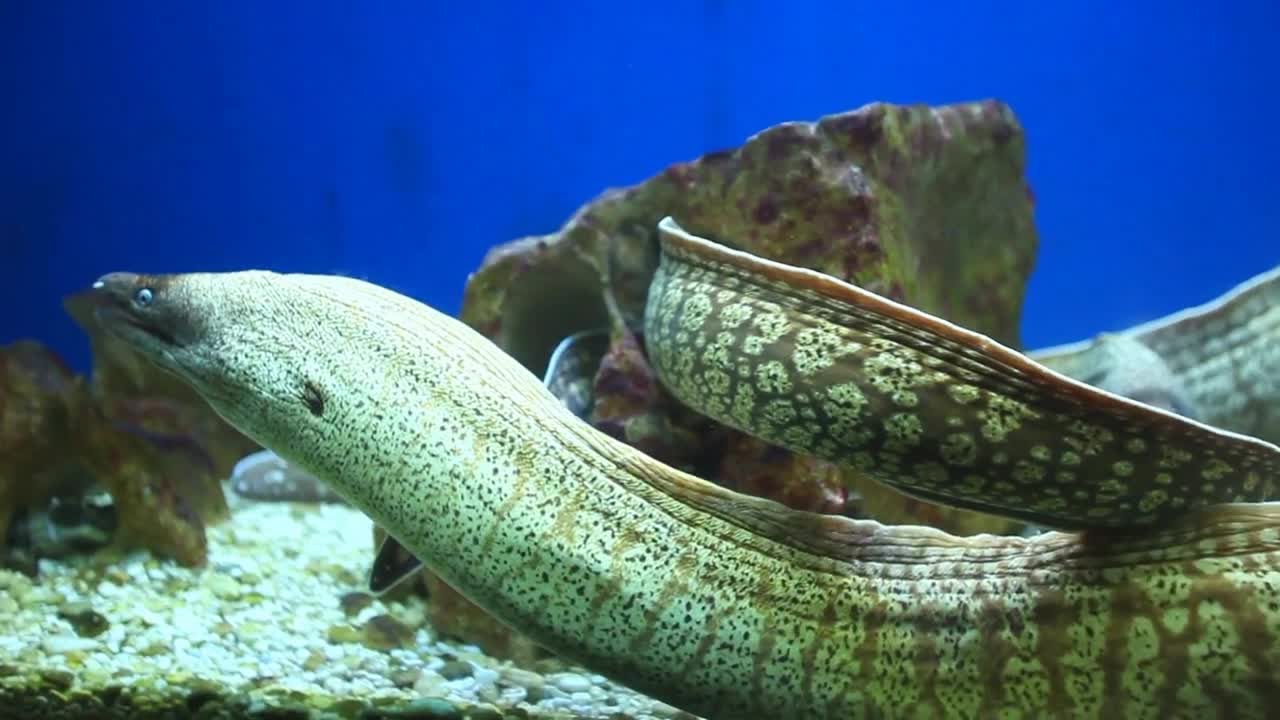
[95,305,180,347]
[88,272,182,348]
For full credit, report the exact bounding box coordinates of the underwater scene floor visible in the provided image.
[0,492,696,719]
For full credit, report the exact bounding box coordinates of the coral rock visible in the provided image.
[0,341,89,547]
[0,291,260,569]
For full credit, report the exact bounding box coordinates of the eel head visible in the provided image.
[87,270,327,451]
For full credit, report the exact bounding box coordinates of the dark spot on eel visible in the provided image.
[302,380,326,417]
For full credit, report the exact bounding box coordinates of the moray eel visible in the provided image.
[1033,265,1280,444]
[645,219,1280,529]
[89,228,1280,719]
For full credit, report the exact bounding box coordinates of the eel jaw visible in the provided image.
[94,304,180,347]
[89,271,186,366]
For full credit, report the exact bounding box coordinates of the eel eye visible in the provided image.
[133,287,154,307]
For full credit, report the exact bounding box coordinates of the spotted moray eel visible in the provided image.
[644,218,1280,529]
[89,223,1280,719]
[1032,265,1280,444]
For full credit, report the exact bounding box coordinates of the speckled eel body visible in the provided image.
[89,218,1280,719]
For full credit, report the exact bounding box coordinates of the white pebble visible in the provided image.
[473,666,499,686]
[42,635,98,653]
[0,497,680,719]
[445,676,478,693]
[552,672,594,693]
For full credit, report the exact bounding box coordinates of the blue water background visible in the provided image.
[3,2,1276,371]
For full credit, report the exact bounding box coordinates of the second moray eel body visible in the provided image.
[89,224,1280,718]
[646,219,1280,529]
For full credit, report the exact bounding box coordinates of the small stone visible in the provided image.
[476,684,501,704]
[465,705,503,720]
[0,570,28,593]
[438,660,473,681]
[185,686,222,713]
[472,666,499,686]
[389,648,424,667]
[38,668,75,690]
[103,566,129,584]
[205,573,242,599]
[246,702,310,719]
[42,635,98,654]
[444,676,477,694]
[138,640,169,656]
[325,698,367,716]
[375,697,461,719]
[57,602,110,638]
[550,672,593,693]
[390,668,422,688]
[359,614,414,652]
[499,667,544,690]
[304,560,359,586]
[327,624,361,645]
[413,671,448,697]
[339,591,374,617]
[523,684,548,703]
[302,649,326,671]
[391,601,427,628]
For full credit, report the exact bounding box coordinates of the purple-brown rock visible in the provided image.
[0,341,88,547]
[0,289,261,569]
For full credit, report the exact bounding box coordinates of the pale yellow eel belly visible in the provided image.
[90,252,1280,719]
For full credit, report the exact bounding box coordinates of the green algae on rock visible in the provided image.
[462,99,1035,368]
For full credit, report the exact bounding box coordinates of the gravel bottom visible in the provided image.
[0,493,698,719]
